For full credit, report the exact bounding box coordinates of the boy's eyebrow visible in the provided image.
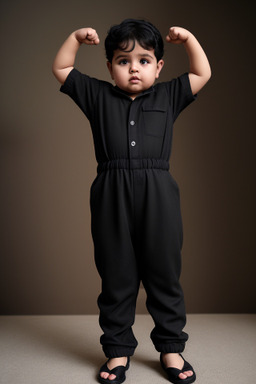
[114,53,155,61]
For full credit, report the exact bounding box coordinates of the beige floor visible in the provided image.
[0,314,255,384]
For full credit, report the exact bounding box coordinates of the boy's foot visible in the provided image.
[100,356,128,381]
[161,353,194,380]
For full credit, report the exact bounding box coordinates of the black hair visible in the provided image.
[105,19,164,63]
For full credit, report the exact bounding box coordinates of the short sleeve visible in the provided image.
[165,73,197,122]
[60,68,100,120]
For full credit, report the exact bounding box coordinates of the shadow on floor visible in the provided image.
[2,316,103,368]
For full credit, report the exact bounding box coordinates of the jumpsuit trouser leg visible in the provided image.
[90,166,140,358]
[133,167,188,353]
[90,159,188,358]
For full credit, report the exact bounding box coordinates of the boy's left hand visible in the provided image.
[166,27,190,44]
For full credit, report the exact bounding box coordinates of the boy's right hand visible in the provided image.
[75,28,100,45]
[52,27,100,85]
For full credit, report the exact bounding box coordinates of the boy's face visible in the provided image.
[107,41,164,99]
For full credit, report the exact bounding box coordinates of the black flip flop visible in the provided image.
[160,353,196,384]
[98,356,130,384]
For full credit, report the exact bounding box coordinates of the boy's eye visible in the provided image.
[119,59,128,65]
[140,59,149,64]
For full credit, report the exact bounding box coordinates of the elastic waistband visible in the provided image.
[97,158,169,173]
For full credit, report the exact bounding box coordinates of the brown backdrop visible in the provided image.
[1,0,255,314]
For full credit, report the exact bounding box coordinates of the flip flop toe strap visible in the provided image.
[165,359,195,379]
[166,367,184,379]
[99,362,112,375]
[110,365,126,377]
[182,360,194,372]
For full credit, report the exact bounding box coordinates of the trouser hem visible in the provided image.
[103,346,136,358]
[154,342,186,353]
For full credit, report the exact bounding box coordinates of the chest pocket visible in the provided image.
[142,106,167,137]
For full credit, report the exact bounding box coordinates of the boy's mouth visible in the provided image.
[129,76,140,83]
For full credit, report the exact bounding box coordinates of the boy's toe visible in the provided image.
[100,372,109,379]
[178,372,188,379]
[185,370,194,377]
[179,370,194,379]
[108,373,117,380]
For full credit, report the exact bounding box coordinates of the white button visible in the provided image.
[130,121,135,125]
[131,141,136,146]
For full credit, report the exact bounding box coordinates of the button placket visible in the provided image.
[128,104,138,159]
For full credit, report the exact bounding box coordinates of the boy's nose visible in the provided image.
[130,65,138,73]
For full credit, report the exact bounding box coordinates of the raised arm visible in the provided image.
[52,28,100,85]
[166,27,211,95]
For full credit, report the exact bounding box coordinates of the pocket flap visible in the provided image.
[142,106,166,112]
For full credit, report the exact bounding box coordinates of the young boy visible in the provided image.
[52,19,211,384]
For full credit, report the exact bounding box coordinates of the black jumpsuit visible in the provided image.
[60,68,197,358]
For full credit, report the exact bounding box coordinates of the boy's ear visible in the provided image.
[155,59,164,79]
[107,61,114,79]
